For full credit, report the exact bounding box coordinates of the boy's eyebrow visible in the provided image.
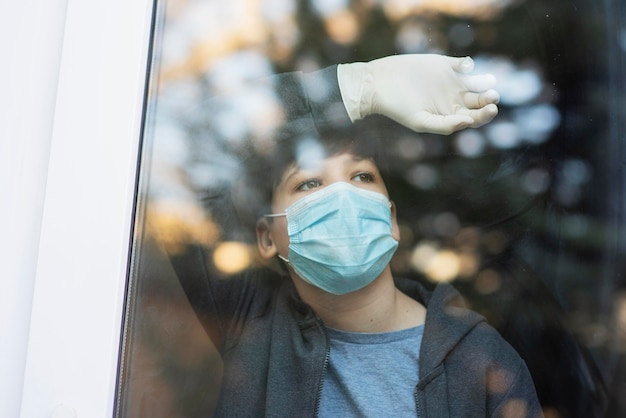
[346,154,377,167]
[277,153,376,187]
[277,163,302,187]
[350,154,373,163]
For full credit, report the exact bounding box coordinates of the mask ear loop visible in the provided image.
[264,213,286,218]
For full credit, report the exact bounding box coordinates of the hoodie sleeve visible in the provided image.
[491,360,544,418]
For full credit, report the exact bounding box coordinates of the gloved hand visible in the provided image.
[337,54,499,135]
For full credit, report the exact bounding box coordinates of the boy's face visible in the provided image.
[256,151,400,263]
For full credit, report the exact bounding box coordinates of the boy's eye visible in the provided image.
[296,178,322,191]
[352,172,374,183]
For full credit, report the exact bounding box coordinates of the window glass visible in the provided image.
[116,1,626,416]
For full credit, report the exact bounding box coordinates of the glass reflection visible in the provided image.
[117,0,626,417]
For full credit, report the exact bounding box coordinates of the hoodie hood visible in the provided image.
[395,278,486,376]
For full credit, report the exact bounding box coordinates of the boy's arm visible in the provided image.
[169,241,280,355]
[272,54,500,143]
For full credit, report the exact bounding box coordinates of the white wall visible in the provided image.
[0,0,153,416]
[0,1,69,416]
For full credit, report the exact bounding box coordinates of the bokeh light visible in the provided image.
[213,241,253,274]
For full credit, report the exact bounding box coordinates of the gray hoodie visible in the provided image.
[173,245,542,417]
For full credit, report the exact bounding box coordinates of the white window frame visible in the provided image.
[0,0,155,416]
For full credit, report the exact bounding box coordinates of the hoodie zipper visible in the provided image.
[313,317,331,418]
[414,385,424,417]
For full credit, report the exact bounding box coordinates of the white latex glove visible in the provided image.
[337,54,499,135]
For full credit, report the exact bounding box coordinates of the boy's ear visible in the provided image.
[256,218,279,259]
[390,201,401,241]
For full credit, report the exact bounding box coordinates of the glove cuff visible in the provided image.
[337,62,374,122]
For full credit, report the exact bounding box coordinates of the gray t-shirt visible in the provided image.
[318,324,425,417]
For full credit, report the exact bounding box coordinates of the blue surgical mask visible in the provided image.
[266,182,398,295]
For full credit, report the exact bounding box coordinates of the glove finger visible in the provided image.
[447,56,474,74]
[460,104,499,128]
[417,111,474,135]
[463,89,500,108]
[461,73,497,92]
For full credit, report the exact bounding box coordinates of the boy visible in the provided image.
[172,54,542,417]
